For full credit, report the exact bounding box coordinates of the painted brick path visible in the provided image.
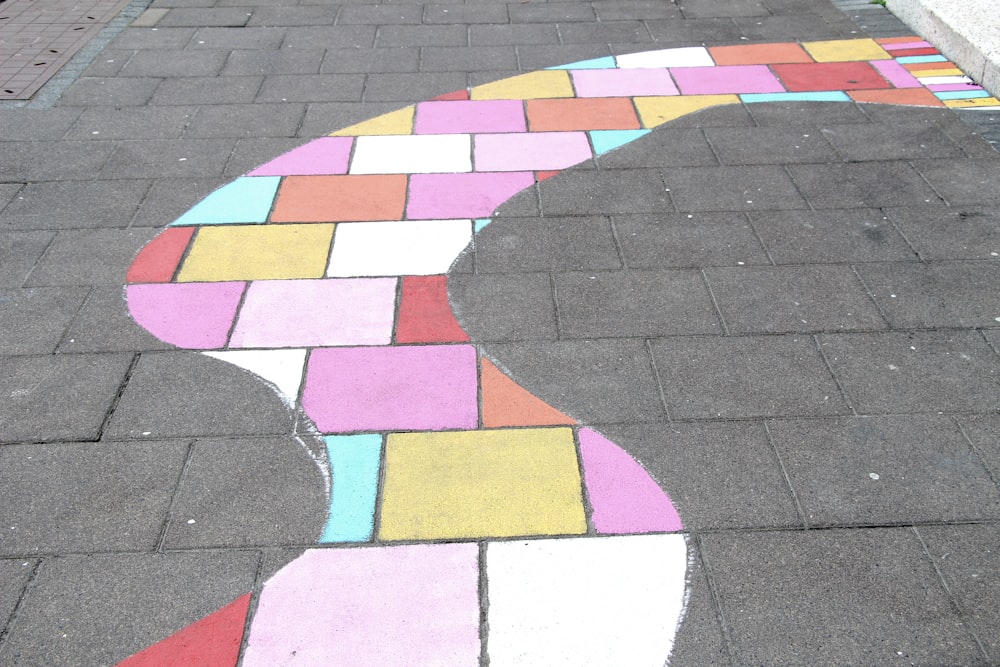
[2,0,1000,665]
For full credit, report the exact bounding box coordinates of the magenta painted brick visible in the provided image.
[578,428,682,534]
[870,60,922,89]
[927,84,984,92]
[230,278,397,348]
[474,132,592,172]
[248,137,353,176]
[127,282,244,349]
[571,68,679,98]
[414,100,527,134]
[881,41,933,51]
[302,344,479,433]
[407,172,535,219]
[670,64,785,95]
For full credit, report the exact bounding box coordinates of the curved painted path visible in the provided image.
[118,38,996,666]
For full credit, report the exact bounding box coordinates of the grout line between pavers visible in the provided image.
[700,268,731,337]
[910,525,993,664]
[848,263,894,330]
[761,419,810,528]
[235,549,267,667]
[95,350,140,441]
[644,337,674,423]
[689,533,739,667]
[154,438,196,552]
[811,333,858,416]
[477,541,490,667]
[0,559,43,650]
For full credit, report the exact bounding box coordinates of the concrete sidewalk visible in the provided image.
[2,0,1000,665]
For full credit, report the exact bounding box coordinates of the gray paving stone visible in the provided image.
[821,122,966,161]
[130,177,227,228]
[0,184,20,210]
[667,537,733,667]
[750,208,916,264]
[680,0,771,18]
[280,26,377,50]
[0,440,188,555]
[297,101,402,137]
[477,339,668,423]
[701,528,985,666]
[25,228,157,287]
[57,286,174,353]
[856,260,1000,329]
[0,353,132,444]
[662,165,808,212]
[162,435,327,548]
[597,127,718,169]
[101,139,237,179]
[597,420,802,530]
[0,141,118,182]
[913,159,1000,206]
[469,24,560,47]
[64,106,197,140]
[746,100,871,126]
[509,2,595,23]
[705,125,840,165]
[423,4,508,24]
[104,351,298,439]
[555,269,721,338]
[0,109,83,141]
[191,26,287,49]
[0,287,88,355]
[659,101,755,128]
[224,137,303,176]
[557,21,653,45]
[222,47,325,75]
[256,73,364,102]
[363,72,466,102]
[955,413,1000,482]
[770,415,1000,526]
[420,45,515,72]
[0,232,53,289]
[515,44,613,70]
[446,273,557,341]
[0,550,258,667]
[918,523,1000,663]
[473,215,620,273]
[645,18,745,46]
[158,7,253,26]
[118,48,229,77]
[0,180,150,231]
[336,4,423,25]
[0,559,35,634]
[82,49,135,77]
[322,47,419,73]
[789,161,944,209]
[186,103,305,138]
[373,24,467,48]
[706,264,887,334]
[819,331,1000,414]
[56,76,161,107]
[539,169,671,216]
[616,212,768,268]
[248,5,339,26]
[592,0,682,20]
[108,27,196,50]
[734,14,855,41]
[650,335,848,419]
[150,75,264,105]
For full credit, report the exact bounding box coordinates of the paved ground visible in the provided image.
[2,0,1000,665]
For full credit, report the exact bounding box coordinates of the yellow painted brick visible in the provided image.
[379,427,588,541]
[470,70,574,100]
[911,68,965,78]
[803,38,892,62]
[634,94,740,128]
[177,223,335,282]
[944,97,1000,108]
[331,106,415,136]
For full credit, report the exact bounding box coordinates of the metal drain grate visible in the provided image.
[0,0,130,100]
